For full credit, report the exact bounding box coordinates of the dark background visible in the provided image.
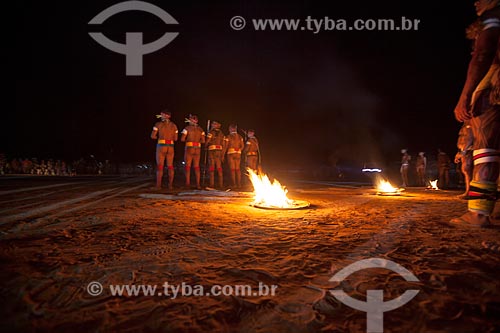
[13,0,476,171]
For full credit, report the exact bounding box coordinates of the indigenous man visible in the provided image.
[223,124,244,189]
[400,149,411,187]
[437,149,451,189]
[180,114,205,189]
[151,110,178,190]
[243,129,260,172]
[205,120,225,189]
[454,123,474,197]
[451,0,500,227]
[416,152,427,186]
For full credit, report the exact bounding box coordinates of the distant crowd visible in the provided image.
[0,154,112,176]
[0,156,73,176]
[0,154,159,177]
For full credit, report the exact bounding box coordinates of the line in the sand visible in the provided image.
[0,197,58,214]
[294,180,368,189]
[139,193,252,201]
[45,182,150,219]
[0,182,93,196]
[0,188,121,225]
[0,190,62,205]
[0,181,121,205]
[0,179,148,225]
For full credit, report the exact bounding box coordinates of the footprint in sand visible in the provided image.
[143,246,172,256]
[142,239,189,256]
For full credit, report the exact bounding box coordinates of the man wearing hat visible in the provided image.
[243,129,260,172]
[151,110,178,190]
[180,114,205,189]
[205,120,225,189]
[223,124,244,189]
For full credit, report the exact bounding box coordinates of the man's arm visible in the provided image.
[151,123,159,140]
[242,139,250,154]
[455,26,500,121]
[173,124,179,141]
[239,135,245,150]
[180,128,188,142]
[205,131,212,147]
[200,130,206,144]
[222,136,229,156]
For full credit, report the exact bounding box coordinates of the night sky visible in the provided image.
[13,0,477,169]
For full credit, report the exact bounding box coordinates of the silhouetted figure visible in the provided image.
[181,114,205,189]
[437,149,451,189]
[454,123,474,197]
[451,0,500,227]
[205,120,225,189]
[416,152,427,186]
[151,110,178,190]
[224,124,244,189]
[400,149,411,187]
[243,129,260,172]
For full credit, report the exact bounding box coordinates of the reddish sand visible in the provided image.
[0,177,499,333]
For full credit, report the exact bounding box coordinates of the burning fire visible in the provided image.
[377,179,399,194]
[429,179,439,190]
[247,169,294,208]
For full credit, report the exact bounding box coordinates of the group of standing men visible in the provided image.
[150,112,260,190]
[148,1,499,227]
[399,149,452,188]
[400,149,431,188]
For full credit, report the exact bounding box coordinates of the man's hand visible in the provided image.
[454,96,472,122]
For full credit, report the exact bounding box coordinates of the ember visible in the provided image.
[247,169,310,209]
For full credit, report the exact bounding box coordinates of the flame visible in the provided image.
[247,169,294,208]
[429,179,439,190]
[377,179,399,193]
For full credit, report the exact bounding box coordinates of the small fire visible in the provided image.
[429,179,439,190]
[247,169,294,208]
[377,179,399,194]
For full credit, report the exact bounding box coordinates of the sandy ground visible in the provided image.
[0,176,499,333]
